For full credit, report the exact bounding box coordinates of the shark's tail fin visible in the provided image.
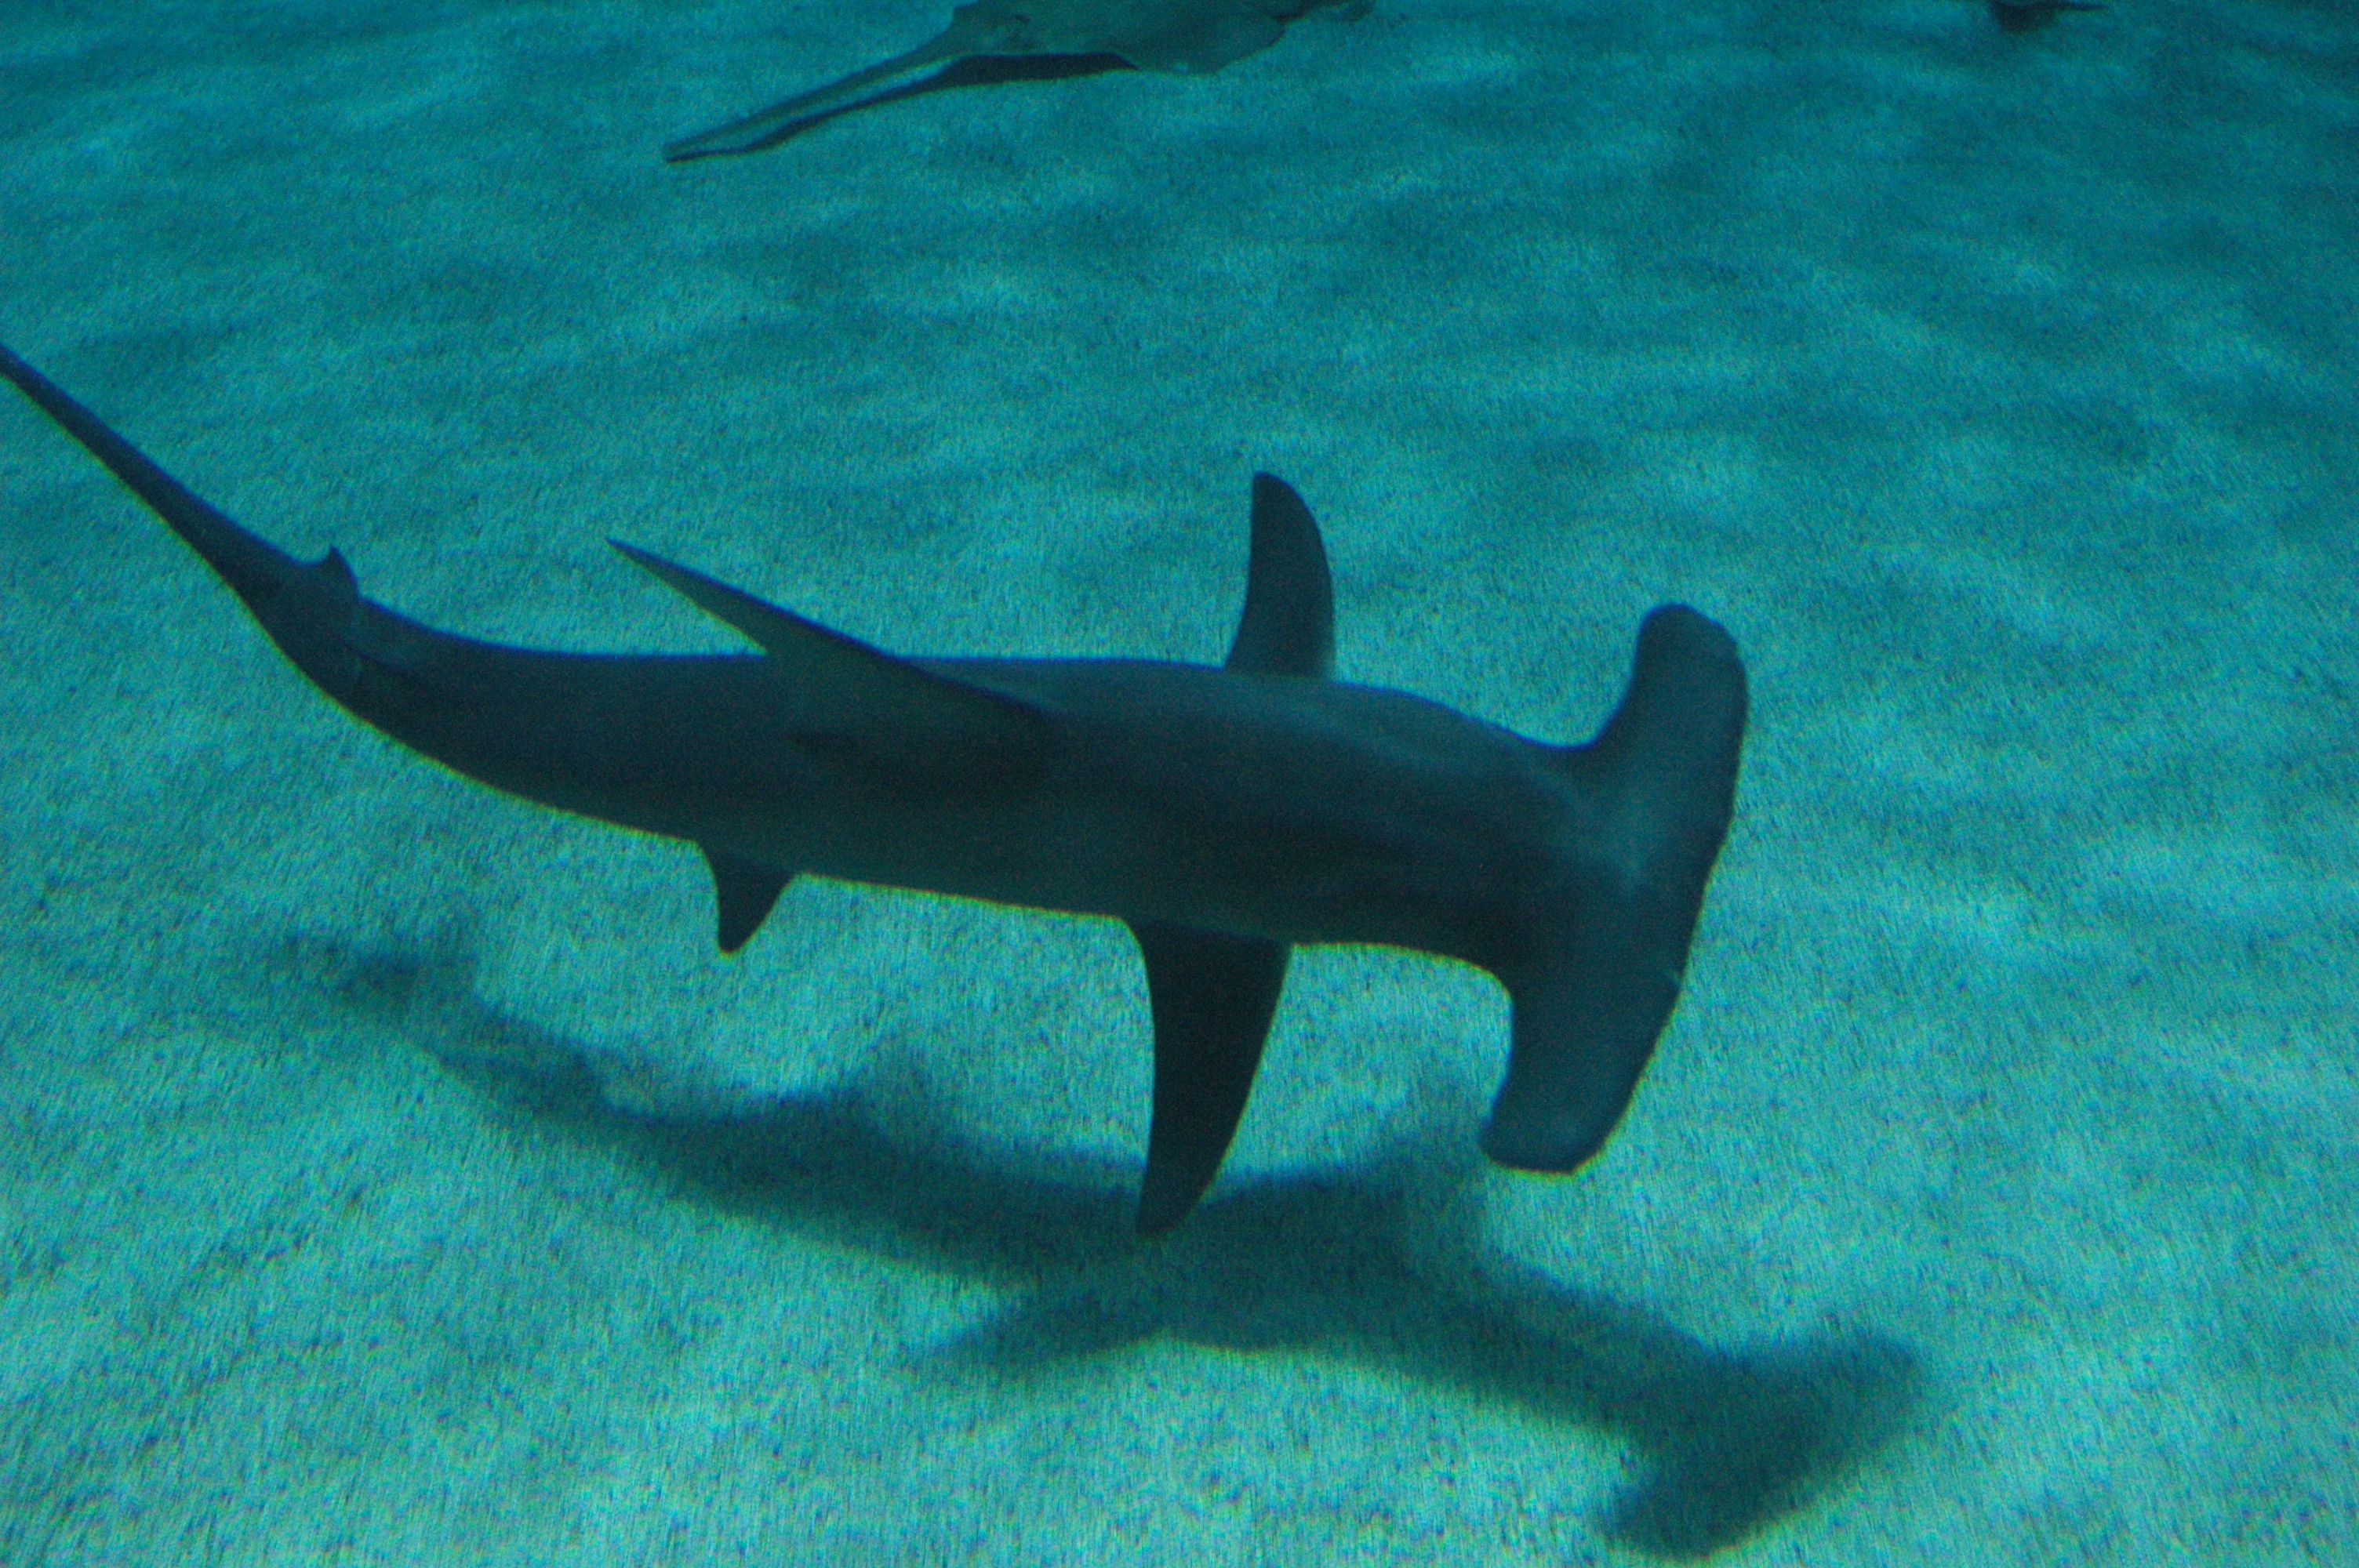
[0,340,383,706]
[0,342,306,611]
[1481,604,1747,1174]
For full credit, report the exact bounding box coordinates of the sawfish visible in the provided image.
[1989,0,2104,31]
[666,0,1361,158]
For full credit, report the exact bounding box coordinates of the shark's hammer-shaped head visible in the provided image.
[1481,604,1747,1174]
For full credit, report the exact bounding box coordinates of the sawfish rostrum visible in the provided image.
[666,0,1364,158]
[1,343,1747,1232]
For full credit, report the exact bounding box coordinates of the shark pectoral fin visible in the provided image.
[610,541,1053,786]
[1224,474,1334,677]
[1128,919,1291,1234]
[700,847,794,955]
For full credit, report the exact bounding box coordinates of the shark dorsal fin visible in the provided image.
[612,541,1052,784]
[1225,474,1333,677]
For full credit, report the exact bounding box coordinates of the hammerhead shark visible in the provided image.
[0,341,1747,1234]
[665,0,1363,159]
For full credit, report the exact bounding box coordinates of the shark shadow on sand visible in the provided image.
[278,927,1921,1560]
[665,0,1367,160]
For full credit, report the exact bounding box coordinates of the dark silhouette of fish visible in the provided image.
[665,0,1364,159]
[1989,0,2104,32]
[0,341,1747,1233]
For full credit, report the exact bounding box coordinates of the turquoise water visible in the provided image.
[1,0,2352,1561]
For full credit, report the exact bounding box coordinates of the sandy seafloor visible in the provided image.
[0,0,2353,1561]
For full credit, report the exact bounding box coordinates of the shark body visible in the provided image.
[1,342,1747,1232]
